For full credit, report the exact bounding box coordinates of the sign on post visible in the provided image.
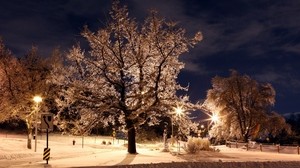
[41,113,53,164]
[43,148,50,160]
[41,113,53,130]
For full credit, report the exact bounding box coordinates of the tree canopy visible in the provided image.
[203,70,287,142]
[50,1,202,154]
[0,38,54,148]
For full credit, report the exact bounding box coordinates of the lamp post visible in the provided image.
[200,124,205,138]
[33,96,42,152]
[210,113,220,143]
[172,106,183,138]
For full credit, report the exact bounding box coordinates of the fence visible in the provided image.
[226,141,300,155]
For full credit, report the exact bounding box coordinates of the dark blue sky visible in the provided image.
[1,0,299,116]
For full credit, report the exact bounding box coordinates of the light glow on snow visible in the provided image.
[1,133,300,167]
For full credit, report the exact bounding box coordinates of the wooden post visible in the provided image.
[82,136,84,148]
[246,143,249,151]
[297,146,299,155]
[260,144,262,152]
[277,144,280,153]
[236,142,238,148]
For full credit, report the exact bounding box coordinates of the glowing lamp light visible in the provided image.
[211,113,219,123]
[171,106,185,139]
[33,96,42,103]
[174,106,183,116]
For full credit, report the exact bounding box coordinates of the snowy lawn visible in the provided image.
[1,132,300,168]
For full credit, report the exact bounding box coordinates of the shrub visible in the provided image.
[102,140,106,145]
[184,138,211,154]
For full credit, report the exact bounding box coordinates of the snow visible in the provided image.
[1,133,300,168]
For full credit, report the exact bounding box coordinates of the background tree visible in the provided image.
[286,113,300,136]
[0,38,17,122]
[0,41,51,149]
[50,1,201,154]
[204,70,276,142]
[258,111,291,143]
[286,113,300,144]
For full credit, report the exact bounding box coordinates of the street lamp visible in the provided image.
[200,124,205,138]
[211,113,219,123]
[172,106,184,138]
[33,95,42,152]
[175,107,183,116]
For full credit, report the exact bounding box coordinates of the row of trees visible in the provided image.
[0,1,292,154]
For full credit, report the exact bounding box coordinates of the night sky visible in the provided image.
[1,0,299,117]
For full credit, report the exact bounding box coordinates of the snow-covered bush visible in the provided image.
[184,138,211,154]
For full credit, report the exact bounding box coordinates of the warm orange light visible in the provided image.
[174,106,183,116]
[33,96,42,103]
[211,113,219,123]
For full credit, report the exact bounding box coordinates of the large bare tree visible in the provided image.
[50,1,201,154]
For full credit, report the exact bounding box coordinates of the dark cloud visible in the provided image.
[0,0,299,114]
[0,0,110,56]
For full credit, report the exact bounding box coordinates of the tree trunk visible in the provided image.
[243,134,249,143]
[27,130,32,149]
[26,120,32,149]
[126,120,137,154]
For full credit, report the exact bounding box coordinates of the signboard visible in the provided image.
[43,148,50,160]
[41,113,53,130]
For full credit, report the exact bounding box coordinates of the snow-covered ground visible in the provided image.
[1,132,300,168]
